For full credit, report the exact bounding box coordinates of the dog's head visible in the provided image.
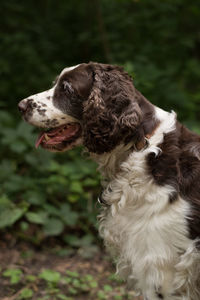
[18,62,155,154]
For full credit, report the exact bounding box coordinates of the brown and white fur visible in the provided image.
[18,63,200,300]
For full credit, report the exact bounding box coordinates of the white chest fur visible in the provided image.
[98,149,192,298]
[95,109,199,299]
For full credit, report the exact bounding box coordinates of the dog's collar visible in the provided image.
[134,122,160,151]
[133,137,150,152]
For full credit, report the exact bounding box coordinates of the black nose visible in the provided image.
[18,99,29,113]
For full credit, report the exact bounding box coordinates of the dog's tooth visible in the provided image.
[44,133,50,141]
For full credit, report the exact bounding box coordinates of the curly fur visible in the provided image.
[96,109,200,300]
[19,62,200,300]
[83,63,145,154]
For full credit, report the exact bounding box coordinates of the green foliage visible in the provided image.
[3,268,23,284]
[0,195,27,228]
[39,270,61,283]
[97,290,107,299]
[0,108,100,242]
[108,273,124,284]
[63,270,99,296]
[114,296,122,300]
[65,270,79,278]
[0,263,135,299]
[0,0,199,245]
[25,274,37,282]
[18,288,33,299]
[103,285,113,292]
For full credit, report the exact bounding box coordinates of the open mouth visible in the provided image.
[35,123,82,152]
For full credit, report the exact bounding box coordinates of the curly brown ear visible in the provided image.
[118,98,142,132]
[82,63,144,154]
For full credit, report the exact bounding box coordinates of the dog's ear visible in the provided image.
[60,64,94,100]
[82,63,144,154]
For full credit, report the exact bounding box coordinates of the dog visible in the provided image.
[18,63,200,300]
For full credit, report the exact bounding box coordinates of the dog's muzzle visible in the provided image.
[18,98,33,114]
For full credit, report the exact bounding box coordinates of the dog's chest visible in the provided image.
[98,150,191,279]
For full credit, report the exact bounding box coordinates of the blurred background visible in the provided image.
[0,0,200,299]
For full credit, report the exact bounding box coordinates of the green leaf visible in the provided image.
[0,196,26,228]
[42,204,60,216]
[3,268,23,284]
[26,275,37,282]
[24,191,46,205]
[63,234,94,248]
[66,270,79,278]
[108,273,124,283]
[72,278,81,288]
[82,235,94,245]
[39,269,61,283]
[60,204,78,226]
[89,280,98,288]
[62,276,72,284]
[43,218,64,236]
[69,181,83,193]
[83,178,99,187]
[80,283,90,291]
[63,235,81,247]
[83,274,94,282]
[68,287,78,295]
[18,288,33,299]
[103,284,113,292]
[26,211,48,224]
[20,221,29,231]
[67,194,79,203]
[97,291,107,299]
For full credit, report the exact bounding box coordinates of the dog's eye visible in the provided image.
[62,81,73,94]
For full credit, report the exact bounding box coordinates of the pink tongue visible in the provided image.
[35,124,80,148]
[46,133,71,145]
[35,132,45,148]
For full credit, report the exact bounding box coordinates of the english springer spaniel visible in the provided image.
[18,63,200,300]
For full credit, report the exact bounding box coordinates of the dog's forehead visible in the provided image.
[59,64,80,77]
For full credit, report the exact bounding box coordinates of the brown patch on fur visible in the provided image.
[156,292,164,299]
[82,63,158,154]
[147,127,180,191]
[37,108,46,116]
[44,119,59,127]
[169,191,178,203]
[53,64,93,120]
[147,122,200,241]
[178,125,200,243]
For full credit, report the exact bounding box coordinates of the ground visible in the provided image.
[0,235,143,300]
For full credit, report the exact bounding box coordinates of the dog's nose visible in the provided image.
[18,99,30,113]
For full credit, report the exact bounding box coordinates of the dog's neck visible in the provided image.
[90,142,133,182]
[90,106,176,184]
